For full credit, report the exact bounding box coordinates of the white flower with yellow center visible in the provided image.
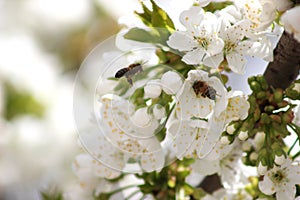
[175,70,227,120]
[259,159,300,200]
[167,70,228,158]
[236,0,276,32]
[167,6,224,65]
[81,95,166,173]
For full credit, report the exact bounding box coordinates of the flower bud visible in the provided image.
[257,161,268,175]
[153,104,166,119]
[242,141,252,151]
[161,71,183,95]
[256,76,268,90]
[274,88,283,103]
[264,105,275,113]
[250,81,262,93]
[269,114,281,123]
[220,136,231,145]
[256,91,266,99]
[238,131,248,141]
[254,132,265,150]
[250,152,258,161]
[274,155,285,165]
[144,80,162,99]
[132,108,151,127]
[226,123,236,135]
[260,113,271,124]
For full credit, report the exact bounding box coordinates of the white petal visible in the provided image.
[192,159,219,175]
[198,116,224,158]
[182,48,206,65]
[259,176,276,195]
[226,53,247,74]
[203,52,224,68]
[173,121,198,159]
[198,0,211,7]
[176,82,214,120]
[206,37,224,57]
[180,6,205,28]
[167,31,197,51]
[276,185,296,200]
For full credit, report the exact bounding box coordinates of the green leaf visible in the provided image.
[135,3,152,26]
[4,83,45,120]
[135,0,175,30]
[124,27,170,46]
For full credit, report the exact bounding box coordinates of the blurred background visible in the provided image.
[0,0,142,199]
[0,0,280,199]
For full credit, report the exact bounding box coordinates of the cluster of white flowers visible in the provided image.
[167,0,279,74]
[71,0,300,199]
[167,70,249,159]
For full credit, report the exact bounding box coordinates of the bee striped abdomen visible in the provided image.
[115,68,129,78]
[192,80,217,100]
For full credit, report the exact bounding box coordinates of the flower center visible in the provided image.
[194,36,209,49]
[224,41,237,54]
[270,170,287,184]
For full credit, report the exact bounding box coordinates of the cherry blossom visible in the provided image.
[259,159,300,200]
[167,6,224,65]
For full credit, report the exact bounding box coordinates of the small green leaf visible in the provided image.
[135,0,175,31]
[124,27,170,46]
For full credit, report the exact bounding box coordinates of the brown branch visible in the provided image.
[263,31,300,89]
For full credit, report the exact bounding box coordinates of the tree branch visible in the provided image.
[263,31,300,89]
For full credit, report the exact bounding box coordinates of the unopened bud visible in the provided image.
[250,152,258,161]
[274,155,285,165]
[144,80,162,99]
[256,91,266,99]
[242,141,252,151]
[257,161,268,175]
[226,123,236,135]
[238,131,248,141]
[250,81,262,93]
[220,136,231,145]
[274,88,283,103]
[153,104,166,119]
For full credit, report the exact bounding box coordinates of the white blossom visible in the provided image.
[167,6,224,65]
[236,0,276,32]
[259,159,300,200]
[281,6,300,43]
[175,70,227,120]
[192,141,249,189]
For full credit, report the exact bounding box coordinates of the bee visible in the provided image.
[115,62,143,85]
[192,80,217,100]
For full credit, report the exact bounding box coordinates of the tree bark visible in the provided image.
[263,31,300,89]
